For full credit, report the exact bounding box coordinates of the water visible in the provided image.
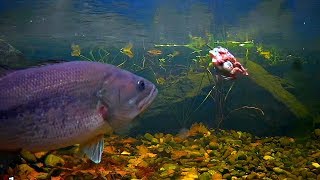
[1,1,320,179]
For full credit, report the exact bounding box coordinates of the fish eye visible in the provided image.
[137,80,145,91]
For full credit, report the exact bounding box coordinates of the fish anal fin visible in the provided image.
[80,135,104,163]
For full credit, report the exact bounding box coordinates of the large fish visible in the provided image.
[0,61,158,163]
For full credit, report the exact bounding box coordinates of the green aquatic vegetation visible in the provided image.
[71,43,111,63]
[70,43,132,68]
[246,59,309,119]
[188,35,207,50]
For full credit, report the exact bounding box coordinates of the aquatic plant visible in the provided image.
[70,34,314,132]
[246,59,310,119]
[71,43,111,63]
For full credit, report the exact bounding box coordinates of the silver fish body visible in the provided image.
[0,61,158,163]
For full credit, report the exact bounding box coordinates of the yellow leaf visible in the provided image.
[121,43,134,58]
[104,146,116,154]
[71,44,81,57]
[188,123,209,136]
[121,151,131,155]
[136,145,149,155]
[146,153,157,158]
[147,49,162,56]
[171,150,188,160]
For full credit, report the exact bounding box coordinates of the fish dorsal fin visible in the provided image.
[0,65,15,78]
[0,60,69,78]
[32,59,69,67]
[80,135,104,163]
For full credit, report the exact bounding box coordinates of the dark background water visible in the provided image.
[0,0,319,137]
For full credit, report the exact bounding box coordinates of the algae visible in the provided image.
[246,59,310,119]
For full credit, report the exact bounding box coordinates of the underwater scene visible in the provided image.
[0,0,320,179]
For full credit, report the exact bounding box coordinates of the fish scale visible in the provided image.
[0,62,108,111]
[1,94,104,151]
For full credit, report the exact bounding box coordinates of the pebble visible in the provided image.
[44,154,65,167]
[307,171,317,179]
[20,149,37,163]
[34,152,47,159]
[314,129,320,137]
[273,167,285,174]
[17,164,34,174]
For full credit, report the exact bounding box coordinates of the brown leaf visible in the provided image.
[171,150,189,160]
[137,145,150,155]
[122,137,138,144]
[104,146,116,154]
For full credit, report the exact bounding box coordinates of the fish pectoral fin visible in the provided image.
[80,135,104,163]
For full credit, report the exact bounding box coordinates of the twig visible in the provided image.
[225,106,265,120]
[224,82,235,102]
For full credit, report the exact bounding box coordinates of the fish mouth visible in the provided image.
[138,85,158,112]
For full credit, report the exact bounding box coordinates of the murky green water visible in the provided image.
[1,0,320,137]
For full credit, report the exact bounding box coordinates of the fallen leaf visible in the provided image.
[121,43,134,58]
[171,150,189,160]
[71,44,81,57]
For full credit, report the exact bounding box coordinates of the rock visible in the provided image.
[237,151,247,160]
[199,167,209,172]
[211,172,223,179]
[34,152,47,159]
[307,172,317,179]
[20,149,37,163]
[17,164,35,174]
[263,155,274,160]
[44,154,65,167]
[246,172,258,180]
[151,137,159,144]
[279,137,294,146]
[314,129,320,137]
[209,141,219,150]
[273,167,285,174]
[36,172,49,180]
[300,168,308,178]
[222,173,231,179]
[199,172,211,180]
[144,133,154,141]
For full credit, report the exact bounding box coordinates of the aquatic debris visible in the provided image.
[257,45,272,59]
[71,44,81,57]
[188,123,210,137]
[167,51,180,58]
[188,35,206,50]
[120,43,134,58]
[209,46,249,80]
[263,155,274,160]
[312,162,320,169]
[147,49,162,56]
[156,76,165,85]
